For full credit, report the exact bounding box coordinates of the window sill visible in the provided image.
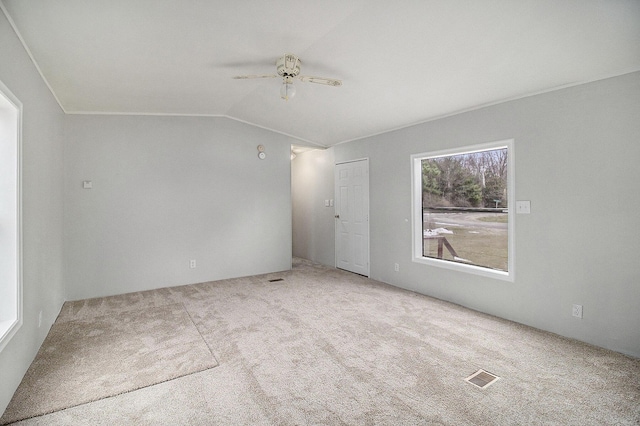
[412,255,514,282]
[0,318,22,353]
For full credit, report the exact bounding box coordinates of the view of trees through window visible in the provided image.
[421,147,508,272]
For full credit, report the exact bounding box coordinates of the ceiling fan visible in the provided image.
[232,53,342,101]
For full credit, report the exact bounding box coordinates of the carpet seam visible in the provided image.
[0,303,220,425]
[54,301,184,325]
[182,302,221,366]
[0,365,218,425]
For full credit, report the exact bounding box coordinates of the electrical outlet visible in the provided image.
[38,311,42,328]
[516,200,531,214]
[189,259,196,269]
[394,263,399,272]
[572,304,583,318]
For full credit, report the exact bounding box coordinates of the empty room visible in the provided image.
[1,1,639,424]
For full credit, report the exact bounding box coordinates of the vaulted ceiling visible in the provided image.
[2,0,639,146]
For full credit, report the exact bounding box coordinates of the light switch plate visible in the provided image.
[572,304,583,318]
[516,200,531,214]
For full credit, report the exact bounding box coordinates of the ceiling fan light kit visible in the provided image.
[280,76,296,101]
[234,54,341,101]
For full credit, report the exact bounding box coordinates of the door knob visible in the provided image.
[334,215,340,219]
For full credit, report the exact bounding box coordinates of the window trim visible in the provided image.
[0,79,23,352]
[411,139,515,282]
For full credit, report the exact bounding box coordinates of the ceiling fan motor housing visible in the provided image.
[277,54,301,78]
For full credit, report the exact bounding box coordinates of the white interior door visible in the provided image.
[335,159,369,276]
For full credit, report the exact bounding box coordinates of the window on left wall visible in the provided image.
[0,80,22,352]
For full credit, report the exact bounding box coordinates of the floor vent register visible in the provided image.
[465,369,500,389]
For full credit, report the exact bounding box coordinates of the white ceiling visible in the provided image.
[2,0,639,147]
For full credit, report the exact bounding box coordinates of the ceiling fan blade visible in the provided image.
[232,74,278,80]
[297,75,342,87]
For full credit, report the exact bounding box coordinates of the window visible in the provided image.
[0,80,22,352]
[411,140,514,281]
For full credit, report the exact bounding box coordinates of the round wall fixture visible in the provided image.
[258,152,266,160]
[257,145,265,152]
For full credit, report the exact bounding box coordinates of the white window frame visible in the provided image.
[411,139,515,282]
[0,79,23,352]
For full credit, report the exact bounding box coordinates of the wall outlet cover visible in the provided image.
[516,200,531,214]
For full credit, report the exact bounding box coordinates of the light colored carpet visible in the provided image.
[2,258,639,425]
[0,303,218,425]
